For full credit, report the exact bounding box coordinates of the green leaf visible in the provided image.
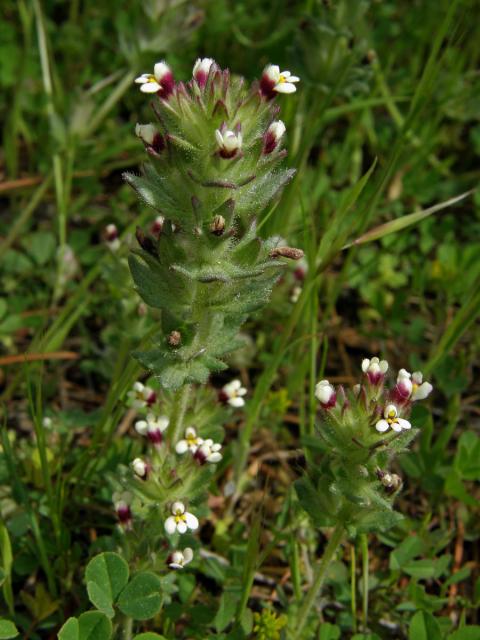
[85,552,129,616]
[408,611,442,640]
[389,536,424,570]
[0,523,14,614]
[58,617,79,640]
[117,572,162,620]
[449,627,480,640]
[346,190,473,248]
[134,635,168,640]
[0,619,19,639]
[78,612,112,640]
[319,623,341,639]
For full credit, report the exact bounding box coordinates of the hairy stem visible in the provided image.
[294,523,344,638]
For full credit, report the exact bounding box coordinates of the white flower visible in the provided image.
[42,417,52,428]
[135,123,164,154]
[361,356,388,385]
[113,491,132,526]
[220,379,247,408]
[175,427,203,455]
[194,439,222,464]
[193,57,215,86]
[315,379,336,408]
[260,64,300,98]
[290,285,302,303]
[264,120,286,153]
[394,369,432,402]
[132,457,149,478]
[135,61,174,96]
[105,224,120,252]
[215,128,242,158]
[135,414,169,446]
[168,547,194,570]
[127,381,156,409]
[375,404,411,433]
[164,501,199,535]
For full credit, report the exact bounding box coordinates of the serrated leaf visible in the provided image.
[117,572,162,621]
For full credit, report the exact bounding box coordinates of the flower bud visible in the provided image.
[105,224,120,251]
[215,128,242,159]
[193,57,215,87]
[361,356,388,385]
[263,120,286,154]
[210,215,226,236]
[315,380,336,409]
[270,246,304,260]
[150,215,165,237]
[132,457,149,479]
[135,124,165,155]
[168,330,182,346]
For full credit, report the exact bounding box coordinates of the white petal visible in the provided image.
[185,512,199,530]
[379,360,389,373]
[264,64,280,81]
[164,517,177,535]
[175,440,189,454]
[177,521,187,534]
[215,129,224,147]
[230,379,242,391]
[275,82,296,93]
[287,75,300,82]
[134,75,149,83]
[171,551,183,564]
[412,382,432,401]
[361,359,370,372]
[133,382,145,392]
[172,501,185,514]
[229,396,245,408]
[208,452,222,463]
[140,82,161,93]
[397,418,411,430]
[376,420,389,433]
[384,404,398,418]
[183,548,193,564]
[391,421,403,432]
[154,61,170,80]
[185,426,197,438]
[169,562,183,570]
[135,420,148,435]
[157,416,170,432]
[237,387,247,396]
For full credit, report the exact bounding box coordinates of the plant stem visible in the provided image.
[170,384,191,444]
[351,542,357,632]
[122,616,133,640]
[361,533,369,632]
[294,523,344,638]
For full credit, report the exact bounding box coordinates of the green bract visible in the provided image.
[126,63,299,389]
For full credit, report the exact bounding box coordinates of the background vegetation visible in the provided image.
[0,0,479,638]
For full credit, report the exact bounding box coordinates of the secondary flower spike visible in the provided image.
[164,502,199,535]
[260,64,300,99]
[135,61,174,97]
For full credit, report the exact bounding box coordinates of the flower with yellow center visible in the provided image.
[260,64,300,99]
[376,404,411,433]
[164,501,199,535]
[175,427,203,455]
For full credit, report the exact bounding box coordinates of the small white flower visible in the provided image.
[315,380,336,408]
[260,64,300,98]
[375,404,411,433]
[127,381,156,409]
[215,128,242,158]
[164,501,199,535]
[290,285,302,303]
[105,224,120,252]
[411,371,433,401]
[193,57,215,86]
[194,439,222,464]
[220,379,247,408]
[132,457,149,478]
[113,491,132,526]
[362,356,389,385]
[175,427,203,455]
[135,414,169,446]
[264,120,286,153]
[135,61,174,96]
[42,417,53,428]
[168,547,194,570]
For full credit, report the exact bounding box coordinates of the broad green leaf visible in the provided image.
[85,552,129,617]
[117,572,162,620]
[408,611,442,640]
[0,619,19,639]
[58,617,79,640]
[78,612,112,640]
[346,190,473,248]
[449,627,480,640]
[319,622,341,639]
[389,536,424,570]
